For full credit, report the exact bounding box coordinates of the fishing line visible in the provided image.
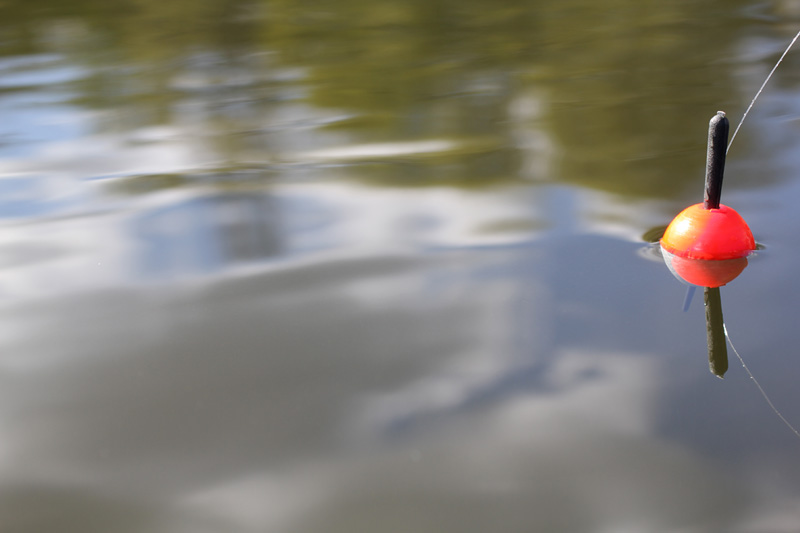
[728,28,800,153]
[724,323,800,440]
[717,29,800,441]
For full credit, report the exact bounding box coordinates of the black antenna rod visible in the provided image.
[704,111,729,210]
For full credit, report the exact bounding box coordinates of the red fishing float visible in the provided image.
[660,111,756,287]
[661,203,755,261]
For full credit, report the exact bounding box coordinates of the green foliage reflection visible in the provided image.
[1,0,756,196]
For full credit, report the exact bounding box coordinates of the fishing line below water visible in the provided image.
[724,323,800,440]
[728,28,800,153]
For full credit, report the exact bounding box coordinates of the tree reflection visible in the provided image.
[0,0,767,196]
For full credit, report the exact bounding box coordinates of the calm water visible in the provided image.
[3,0,800,531]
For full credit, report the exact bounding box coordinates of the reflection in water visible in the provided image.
[660,247,743,378]
[131,192,282,278]
[704,287,728,378]
[659,241,750,377]
[5,0,800,531]
[0,175,71,219]
[662,249,749,288]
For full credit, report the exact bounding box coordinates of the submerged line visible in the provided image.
[728,28,800,153]
[724,323,800,441]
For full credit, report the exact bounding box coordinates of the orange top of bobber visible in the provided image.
[661,203,755,260]
[660,111,756,261]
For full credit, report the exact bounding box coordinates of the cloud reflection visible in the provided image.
[182,351,745,533]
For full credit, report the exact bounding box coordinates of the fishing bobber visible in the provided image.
[661,203,755,261]
[660,111,756,286]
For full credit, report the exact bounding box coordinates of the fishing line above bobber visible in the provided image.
[661,111,756,263]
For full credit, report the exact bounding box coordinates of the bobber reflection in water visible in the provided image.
[661,250,745,378]
[704,287,728,378]
[660,112,757,378]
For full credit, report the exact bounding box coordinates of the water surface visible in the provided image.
[3,1,800,531]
